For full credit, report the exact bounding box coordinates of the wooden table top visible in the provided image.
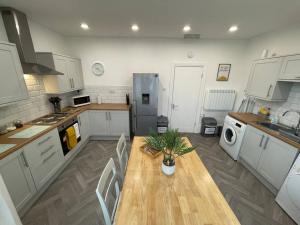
[114,136,241,225]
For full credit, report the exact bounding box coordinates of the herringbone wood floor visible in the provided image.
[22,135,296,225]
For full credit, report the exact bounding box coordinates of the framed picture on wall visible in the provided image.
[216,64,231,81]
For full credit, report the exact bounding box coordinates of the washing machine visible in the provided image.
[276,154,300,224]
[219,115,247,160]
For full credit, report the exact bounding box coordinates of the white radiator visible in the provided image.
[204,89,236,111]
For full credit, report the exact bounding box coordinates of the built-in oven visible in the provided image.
[58,117,81,156]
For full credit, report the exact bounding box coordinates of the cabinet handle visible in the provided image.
[295,76,300,79]
[38,136,52,146]
[266,85,273,97]
[109,112,111,120]
[43,152,56,164]
[21,152,29,167]
[78,117,81,126]
[259,135,265,147]
[72,78,75,88]
[105,112,108,120]
[41,145,54,155]
[263,137,269,150]
[69,78,73,88]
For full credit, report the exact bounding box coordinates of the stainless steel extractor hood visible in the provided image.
[0,7,63,75]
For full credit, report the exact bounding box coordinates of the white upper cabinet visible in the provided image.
[247,57,292,101]
[0,42,28,106]
[278,55,300,81]
[40,53,84,94]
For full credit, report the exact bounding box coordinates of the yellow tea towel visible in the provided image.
[66,126,77,150]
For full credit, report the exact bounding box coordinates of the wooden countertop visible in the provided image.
[0,103,130,160]
[228,112,265,124]
[229,112,300,149]
[114,136,241,225]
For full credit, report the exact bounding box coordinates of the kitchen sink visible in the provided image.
[257,122,300,143]
[279,129,300,143]
[257,122,284,131]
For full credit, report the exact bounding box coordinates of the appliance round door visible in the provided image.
[223,126,237,145]
[286,174,300,210]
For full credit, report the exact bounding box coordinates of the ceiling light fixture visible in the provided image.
[80,23,89,30]
[183,25,191,33]
[228,25,238,33]
[131,24,139,32]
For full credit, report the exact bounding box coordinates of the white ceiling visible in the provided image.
[1,0,300,39]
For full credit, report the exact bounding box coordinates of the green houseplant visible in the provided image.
[144,129,196,175]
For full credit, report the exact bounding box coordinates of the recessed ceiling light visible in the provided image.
[80,23,89,30]
[228,25,238,33]
[131,24,139,32]
[183,25,191,33]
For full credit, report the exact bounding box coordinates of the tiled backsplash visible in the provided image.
[0,75,75,126]
[253,83,300,127]
[81,85,132,104]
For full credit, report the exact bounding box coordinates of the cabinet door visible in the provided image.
[78,111,90,142]
[247,58,282,100]
[279,55,300,80]
[88,111,109,136]
[0,151,36,211]
[0,43,28,105]
[108,111,130,137]
[53,55,72,92]
[257,136,298,189]
[239,126,264,169]
[23,129,64,190]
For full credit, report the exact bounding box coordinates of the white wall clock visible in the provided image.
[92,62,105,76]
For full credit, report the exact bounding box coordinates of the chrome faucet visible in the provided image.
[282,110,300,136]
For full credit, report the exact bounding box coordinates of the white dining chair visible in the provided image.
[116,133,128,181]
[96,158,120,225]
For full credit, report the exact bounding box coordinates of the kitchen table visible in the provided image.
[114,136,241,225]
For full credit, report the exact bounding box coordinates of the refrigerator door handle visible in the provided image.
[133,100,137,132]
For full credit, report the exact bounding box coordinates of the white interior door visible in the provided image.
[170,66,203,132]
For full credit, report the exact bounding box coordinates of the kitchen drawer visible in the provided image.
[23,129,61,167]
[30,150,62,189]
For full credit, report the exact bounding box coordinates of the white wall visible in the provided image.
[68,37,248,120]
[28,20,70,54]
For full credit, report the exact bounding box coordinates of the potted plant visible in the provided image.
[144,129,196,176]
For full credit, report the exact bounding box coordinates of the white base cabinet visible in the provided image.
[23,129,64,190]
[240,125,298,190]
[89,110,130,138]
[0,42,28,106]
[0,150,36,211]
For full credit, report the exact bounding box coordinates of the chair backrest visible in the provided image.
[116,133,128,180]
[96,158,120,225]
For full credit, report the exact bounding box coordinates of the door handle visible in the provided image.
[72,78,75,88]
[263,137,270,150]
[266,85,273,97]
[259,135,265,147]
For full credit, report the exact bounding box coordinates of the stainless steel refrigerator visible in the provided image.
[133,73,159,135]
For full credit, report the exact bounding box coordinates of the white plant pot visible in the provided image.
[161,162,175,176]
